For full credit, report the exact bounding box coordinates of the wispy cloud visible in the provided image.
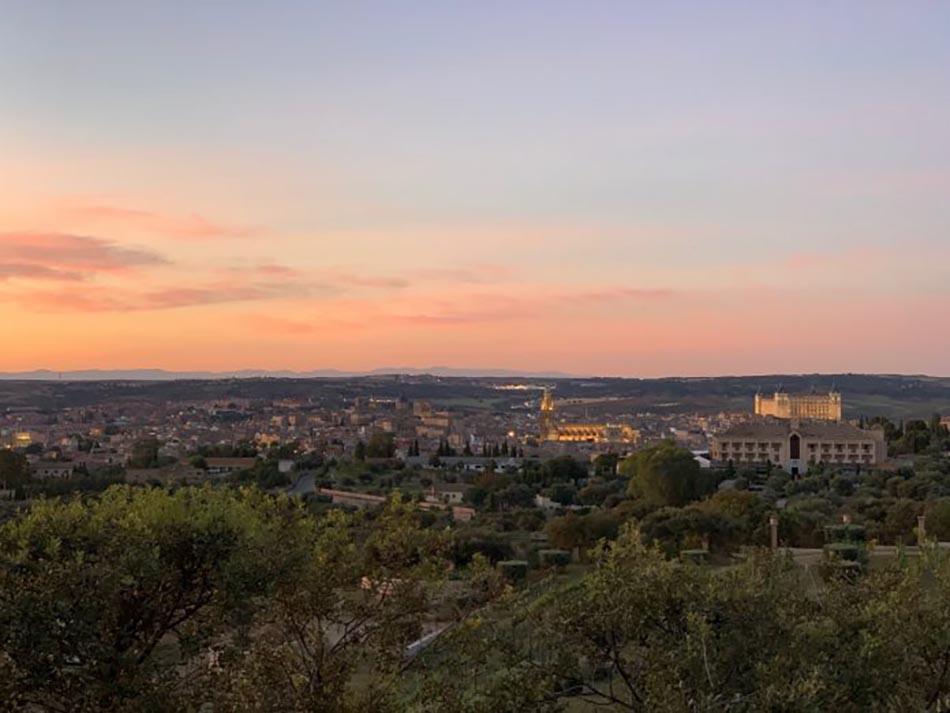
[220,263,305,280]
[22,290,129,313]
[14,278,320,313]
[320,270,411,289]
[314,263,513,291]
[248,312,371,336]
[140,285,296,310]
[0,233,168,276]
[559,287,677,303]
[0,263,84,282]
[389,312,492,326]
[383,285,678,327]
[407,264,512,284]
[59,201,260,240]
[219,262,513,295]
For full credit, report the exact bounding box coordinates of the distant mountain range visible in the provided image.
[0,367,579,381]
[0,372,947,419]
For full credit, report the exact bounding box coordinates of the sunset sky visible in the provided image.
[1,2,948,376]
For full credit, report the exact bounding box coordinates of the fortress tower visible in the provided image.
[754,390,842,421]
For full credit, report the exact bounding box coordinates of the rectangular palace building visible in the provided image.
[754,391,842,421]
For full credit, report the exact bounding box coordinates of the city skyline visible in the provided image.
[2,2,949,376]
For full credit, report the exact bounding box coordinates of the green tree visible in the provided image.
[546,510,623,552]
[638,506,740,555]
[539,455,587,487]
[450,528,514,566]
[128,436,161,468]
[366,431,396,459]
[204,498,449,712]
[0,450,30,489]
[882,499,922,543]
[926,498,950,540]
[695,489,771,546]
[0,485,312,711]
[577,479,617,507]
[621,440,706,507]
[406,526,950,711]
[546,482,577,506]
[545,511,586,550]
[463,486,490,509]
[494,483,535,511]
[593,452,620,478]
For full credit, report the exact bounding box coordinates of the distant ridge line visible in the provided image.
[0,367,581,381]
[0,369,946,382]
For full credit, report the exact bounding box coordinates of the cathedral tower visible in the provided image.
[539,388,556,439]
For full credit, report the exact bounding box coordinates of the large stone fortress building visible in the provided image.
[754,390,842,421]
[539,389,638,444]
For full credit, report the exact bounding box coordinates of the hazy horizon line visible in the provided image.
[1,367,947,382]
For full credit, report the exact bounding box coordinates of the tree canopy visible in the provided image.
[407,525,950,711]
[0,486,448,712]
[621,440,710,507]
[0,450,30,490]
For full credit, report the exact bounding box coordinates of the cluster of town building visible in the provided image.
[1,389,646,483]
[0,385,914,487]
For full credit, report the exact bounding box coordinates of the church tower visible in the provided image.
[539,388,556,439]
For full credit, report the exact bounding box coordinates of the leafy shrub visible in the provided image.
[824,524,867,543]
[679,549,709,565]
[538,549,571,568]
[498,560,528,582]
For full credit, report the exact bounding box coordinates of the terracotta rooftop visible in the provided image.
[716,420,883,440]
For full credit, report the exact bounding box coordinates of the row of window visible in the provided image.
[717,452,875,463]
[720,441,872,452]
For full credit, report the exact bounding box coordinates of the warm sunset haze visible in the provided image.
[1,3,948,376]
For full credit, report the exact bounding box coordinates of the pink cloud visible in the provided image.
[560,287,677,303]
[321,270,411,289]
[220,263,305,280]
[224,265,409,289]
[61,202,259,240]
[13,277,318,314]
[0,263,84,282]
[389,313,491,326]
[223,263,514,295]
[0,233,168,275]
[377,285,678,329]
[408,264,512,284]
[253,263,303,278]
[23,290,129,313]
[141,286,281,310]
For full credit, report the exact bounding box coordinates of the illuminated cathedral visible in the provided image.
[538,388,639,444]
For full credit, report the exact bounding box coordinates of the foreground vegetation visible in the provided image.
[410,527,950,712]
[2,478,950,712]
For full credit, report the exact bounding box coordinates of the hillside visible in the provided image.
[1,373,948,419]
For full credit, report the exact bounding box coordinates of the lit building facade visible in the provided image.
[539,389,638,444]
[754,391,842,421]
[0,431,33,449]
[710,420,886,475]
